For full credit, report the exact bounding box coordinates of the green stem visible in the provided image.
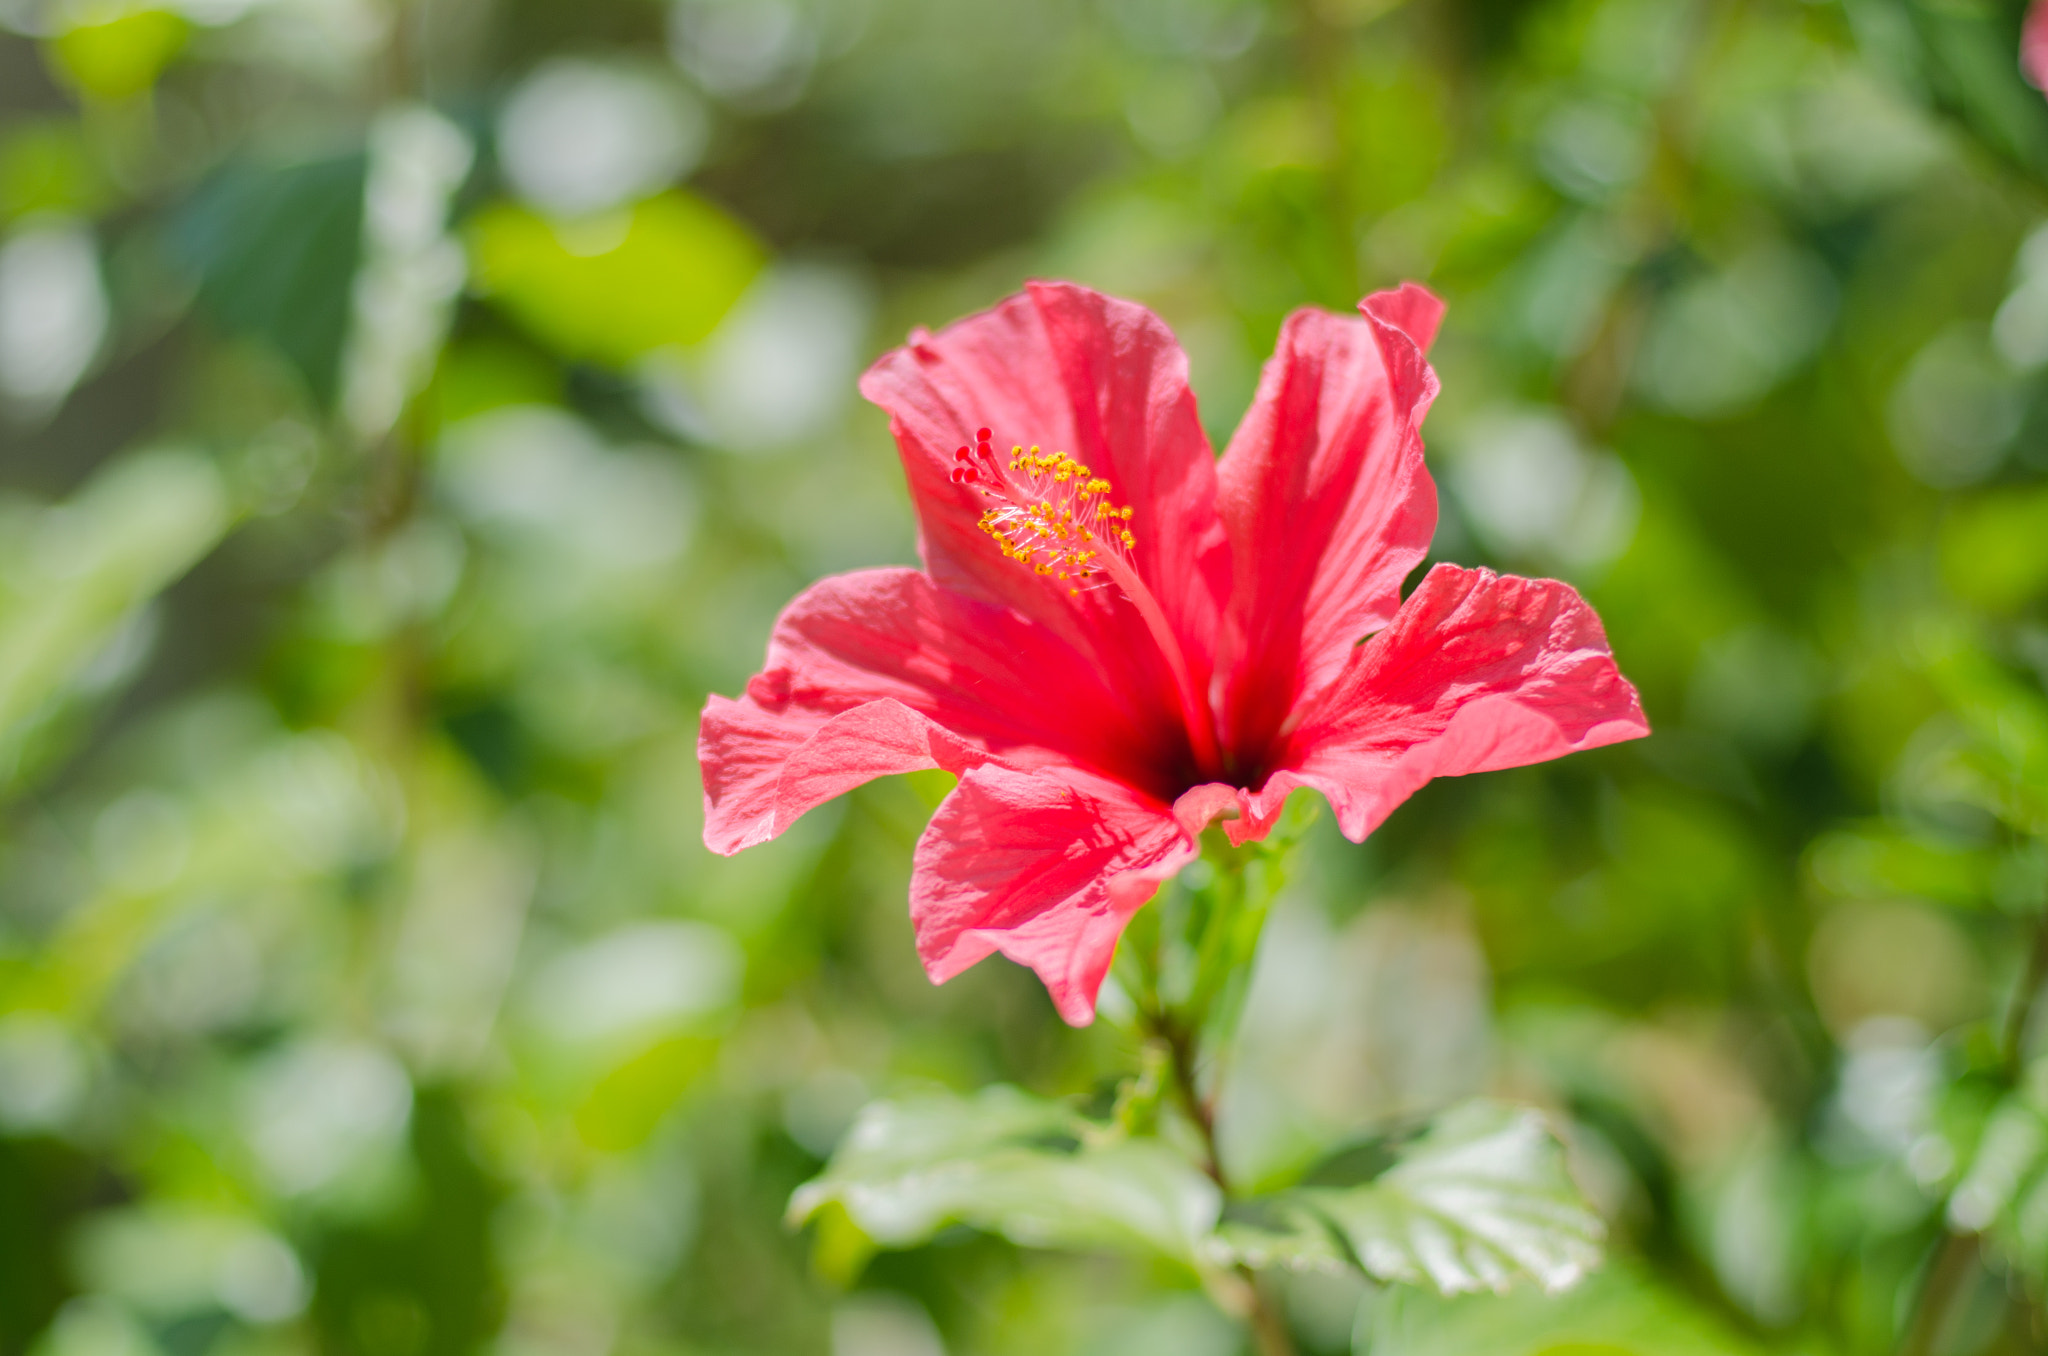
[1135,835,1297,1356]
[1153,992,1294,1356]
[1245,1272,1296,1356]
[1161,1016,1218,1182]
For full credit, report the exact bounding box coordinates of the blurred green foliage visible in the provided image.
[9,0,2048,1352]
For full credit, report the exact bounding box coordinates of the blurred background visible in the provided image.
[6,0,2048,1352]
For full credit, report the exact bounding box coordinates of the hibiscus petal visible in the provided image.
[1168,782,1287,848]
[1256,564,1649,842]
[911,764,1195,1026]
[700,568,1179,854]
[1213,284,1445,764]
[858,281,1231,715]
[1364,281,1445,356]
[700,694,996,854]
[1168,782,1246,838]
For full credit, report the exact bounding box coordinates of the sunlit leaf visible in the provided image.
[1942,485,2048,613]
[44,10,188,102]
[431,336,561,427]
[788,1086,1222,1263]
[573,1034,717,1153]
[467,191,765,367]
[1215,1101,1603,1295]
[0,449,230,780]
[1366,1265,1763,1356]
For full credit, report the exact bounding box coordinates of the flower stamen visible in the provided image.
[956,430,1137,598]
[955,427,1223,779]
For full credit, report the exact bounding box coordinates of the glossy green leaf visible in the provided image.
[788,1086,1222,1263]
[1216,1102,1603,1295]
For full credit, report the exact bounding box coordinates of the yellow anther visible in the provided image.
[971,433,1141,604]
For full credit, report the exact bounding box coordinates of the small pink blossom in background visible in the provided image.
[698,281,1649,1025]
[2028,0,2048,91]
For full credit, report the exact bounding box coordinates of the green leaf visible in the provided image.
[0,449,231,782]
[1216,1102,1604,1295]
[788,1086,1221,1264]
[0,121,110,222]
[1364,1265,1764,1356]
[173,156,367,410]
[467,191,765,367]
[44,9,189,103]
[1804,823,1992,910]
[1942,485,2048,614]
[1844,0,2048,184]
[1214,1194,1350,1272]
[1906,624,2048,835]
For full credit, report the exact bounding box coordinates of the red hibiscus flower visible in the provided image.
[699,282,1648,1024]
